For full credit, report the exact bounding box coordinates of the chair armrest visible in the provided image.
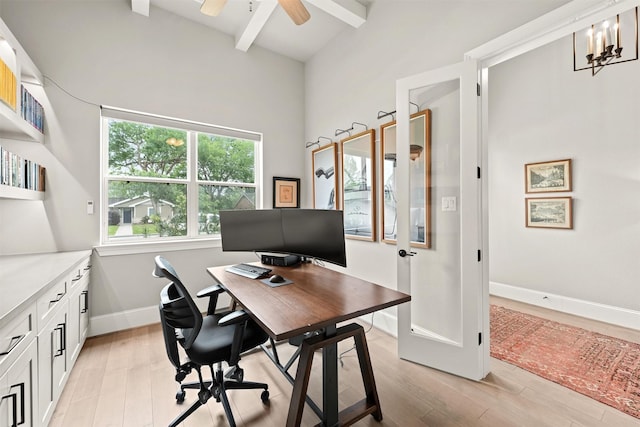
[197,284,226,316]
[218,310,249,327]
[196,284,225,299]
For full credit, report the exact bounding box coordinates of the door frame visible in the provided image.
[465,0,639,354]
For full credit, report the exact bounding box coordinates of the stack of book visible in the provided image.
[21,85,44,133]
[0,145,45,191]
[0,57,17,110]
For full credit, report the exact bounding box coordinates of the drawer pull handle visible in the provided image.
[81,290,89,314]
[49,292,65,306]
[72,276,81,282]
[0,335,25,356]
[54,323,66,357]
[9,383,24,426]
[83,266,91,271]
[0,385,20,427]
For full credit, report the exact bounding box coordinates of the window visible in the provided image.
[101,106,262,243]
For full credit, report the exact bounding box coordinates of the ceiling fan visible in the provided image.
[200,0,311,25]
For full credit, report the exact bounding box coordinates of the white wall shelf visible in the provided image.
[0,16,47,202]
[0,184,44,200]
[0,100,45,143]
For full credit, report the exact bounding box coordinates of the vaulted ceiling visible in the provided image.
[131,0,370,62]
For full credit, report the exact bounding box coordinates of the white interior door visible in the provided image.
[395,59,489,381]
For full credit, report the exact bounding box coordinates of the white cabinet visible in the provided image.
[36,307,67,427]
[67,260,91,367]
[0,339,37,427]
[0,251,91,427]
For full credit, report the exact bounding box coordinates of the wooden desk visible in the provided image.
[207,262,411,427]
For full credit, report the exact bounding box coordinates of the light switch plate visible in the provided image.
[442,196,457,211]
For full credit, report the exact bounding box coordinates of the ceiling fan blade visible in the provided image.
[200,0,227,17]
[278,0,310,25]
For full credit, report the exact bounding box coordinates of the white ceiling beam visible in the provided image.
[235,0,278,52]
[306,0,366,28]
[131,0,150,17]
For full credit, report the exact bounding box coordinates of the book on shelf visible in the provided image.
[0,57,17,110]
[0,145,45,192]
[21,85,44,133]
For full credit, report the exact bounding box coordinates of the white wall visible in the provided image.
[304,0,571,328]
[0,1,305,323]
[488,33,640,314]
[5,0,634,333]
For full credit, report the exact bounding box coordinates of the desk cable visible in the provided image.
[338,312,375,367]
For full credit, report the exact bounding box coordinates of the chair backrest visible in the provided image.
[153,255,202,350]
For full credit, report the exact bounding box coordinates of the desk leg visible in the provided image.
[287,340,316,427]
[286,323,381,427]
[323,325,339,427]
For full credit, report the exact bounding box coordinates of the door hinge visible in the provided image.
[478,332,483,345]
[477,166,481,179]
[477,250,482,262]
[477,83,481,96]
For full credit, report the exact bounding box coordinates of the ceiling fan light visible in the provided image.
[200,0,227,17]
[278,0,310,25]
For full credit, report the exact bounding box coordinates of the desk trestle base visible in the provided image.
[269,323,382,427]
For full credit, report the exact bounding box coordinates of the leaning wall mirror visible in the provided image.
[341,129,376,241]
[380,109,431,248]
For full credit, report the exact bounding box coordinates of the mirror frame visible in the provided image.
[341,129,376,241]
[380,109,431,248]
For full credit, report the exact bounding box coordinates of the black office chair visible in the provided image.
[153,255,269,427]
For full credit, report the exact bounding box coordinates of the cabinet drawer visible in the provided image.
[69,257,91,291]
[36,277,67,332]
[0,304,35,375]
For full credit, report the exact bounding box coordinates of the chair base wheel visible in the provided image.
[261,390,269,403]
[176,390,185,403]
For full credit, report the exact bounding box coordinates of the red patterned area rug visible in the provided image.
[490,304,640,419]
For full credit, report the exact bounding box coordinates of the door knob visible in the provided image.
[398,249,416,257]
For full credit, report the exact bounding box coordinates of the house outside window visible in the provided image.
[101,106,262,243]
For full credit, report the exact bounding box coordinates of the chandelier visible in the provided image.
[573,7,638,76]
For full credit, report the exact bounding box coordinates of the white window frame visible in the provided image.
[98,106,263,253]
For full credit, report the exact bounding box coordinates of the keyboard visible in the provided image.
[225,263,272,279]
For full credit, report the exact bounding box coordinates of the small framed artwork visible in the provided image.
[312,143,339,210]
[341,129,376,241]
[525,159,572,193]
[273,177,300,208]
[526,197,573,229]
[380,109,431,248]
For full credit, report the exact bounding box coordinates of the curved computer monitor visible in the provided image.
[219,209,347,267]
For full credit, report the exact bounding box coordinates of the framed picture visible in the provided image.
[526,197,573,229]
[341,129,376,241]
[380,109,431,248]
[273,177,300,208]
[312,143,339,210]
[525,159,572,193]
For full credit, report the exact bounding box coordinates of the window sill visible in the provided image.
[94,237,222,257]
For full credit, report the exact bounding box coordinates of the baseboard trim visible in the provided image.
[490,281,640,331]
[90,286,638,338]
[89,306,159,337]
[359,310,398,338]
[90,305,401,338]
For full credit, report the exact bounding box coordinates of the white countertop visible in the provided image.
[0,250,92,327]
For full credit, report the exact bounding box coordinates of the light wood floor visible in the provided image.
[51,297,640,426]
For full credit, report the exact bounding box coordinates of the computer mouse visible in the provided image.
[269,274,285,283]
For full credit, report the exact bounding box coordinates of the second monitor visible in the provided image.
[219,208,347,268]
